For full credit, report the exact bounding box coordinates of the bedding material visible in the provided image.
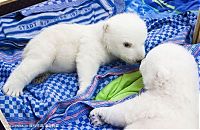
[0,0,199,129]
[0,0,125,44]
[143,0,199,13]
[125,0,199,19]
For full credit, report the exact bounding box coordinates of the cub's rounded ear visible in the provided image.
[156,66,170,79]
[103,23,109,33]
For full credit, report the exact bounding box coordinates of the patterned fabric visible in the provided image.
[145,12,197,52]
[125,0,199,19]
[21,0,88,16]
[143,0,199,12]
[0,0,124,43]
[0,0,199,129]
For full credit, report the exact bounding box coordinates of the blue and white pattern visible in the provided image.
[125,0,199,19]
[21,0,88,16]
[145,12,197,52]
[0,0,124,43]
[0,0,200,129]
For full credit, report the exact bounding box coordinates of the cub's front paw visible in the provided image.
[76,89,85,95]
[90,106,127,127]
[3,83,24,97]
[76,84,88,95]
[89,108,108,126]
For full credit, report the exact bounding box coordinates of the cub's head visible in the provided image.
[139,45,171,91]
[102,13,147,64]
[140,58,170,91]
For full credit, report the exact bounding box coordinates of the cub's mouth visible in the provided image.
[121,57,142,64]
[121,58,136,64]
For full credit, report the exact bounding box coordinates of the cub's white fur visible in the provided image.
[3,13,147,97]
[90,43,199,129]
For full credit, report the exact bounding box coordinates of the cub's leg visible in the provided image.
[90,94,156,128]
[89,99,134,127]
[3,42,56,97]
[76,39,104,95]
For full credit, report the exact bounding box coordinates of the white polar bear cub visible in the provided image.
[90,43,199,129]
[3,13,147,97]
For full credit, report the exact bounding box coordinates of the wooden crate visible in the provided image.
[0,0,46,16]
[193,10,200,44]
[0,110,11,130]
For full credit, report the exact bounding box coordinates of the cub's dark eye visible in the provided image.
[123,42,132,48]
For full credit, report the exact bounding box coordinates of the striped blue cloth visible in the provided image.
[0,0,199,130]
[0,0,124,44]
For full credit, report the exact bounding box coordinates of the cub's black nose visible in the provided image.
[136,60,142,64]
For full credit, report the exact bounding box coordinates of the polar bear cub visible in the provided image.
[3,13,147,97]
[90,43,199,129]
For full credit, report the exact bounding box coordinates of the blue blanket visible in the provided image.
[0,0,199,129]
[125,0,199,19]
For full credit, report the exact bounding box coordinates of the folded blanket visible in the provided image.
[0,0,125,43]
[143,0,199,13]
[125,0,199,19]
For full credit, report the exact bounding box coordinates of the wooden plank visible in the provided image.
[0,0,16,6]
[0,110,11,130]
[0,0,46,16]
[193,10,200,44]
